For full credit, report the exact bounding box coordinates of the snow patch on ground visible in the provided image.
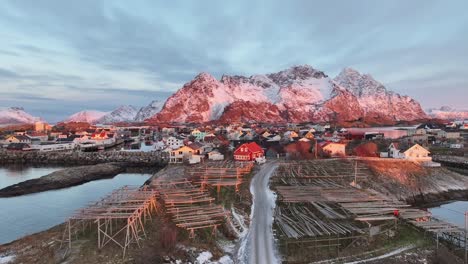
[0,255,15,264]
[195,251,233,264]
[196,251,213,263]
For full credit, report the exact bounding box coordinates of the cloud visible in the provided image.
[0,0,467,122]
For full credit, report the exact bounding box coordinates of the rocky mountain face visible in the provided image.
[0,107,41,126]
[333,68,427,122]
[427,106,468,120]
[148,65,428,124]
[97,105,138,124]
[135,100,165,122]
[63,110,109,124]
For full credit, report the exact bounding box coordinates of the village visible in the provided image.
[0,118,468,263]
[0,120,466,165]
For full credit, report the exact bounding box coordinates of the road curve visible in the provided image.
[239,161,279,264]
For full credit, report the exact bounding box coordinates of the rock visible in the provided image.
[0,163,125,197]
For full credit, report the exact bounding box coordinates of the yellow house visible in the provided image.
[402,144,431,161]
[169,146,195,163]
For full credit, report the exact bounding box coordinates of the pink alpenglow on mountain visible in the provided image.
[0,107,41,126]
[427,106,468,120]
[147,65,428,125]
[63,110,109,124]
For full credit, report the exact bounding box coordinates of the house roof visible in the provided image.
[9,135,30,141]
[235,142,263,154]
[187,142,204,150]
[403,144,430,154]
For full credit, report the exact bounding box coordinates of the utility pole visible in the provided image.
[354,160,357,186]
[465,211,467,264]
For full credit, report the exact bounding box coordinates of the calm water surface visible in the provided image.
[429,201,468,228]
[0,166,63,189]
[0,170,151,244]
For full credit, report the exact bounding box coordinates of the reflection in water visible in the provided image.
[0,173,150,244]
[429,201,468,229]
[0,166,63,189]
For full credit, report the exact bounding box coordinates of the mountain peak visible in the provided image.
[0,107,41,126]
[267,65,327,86]
[194,72,218,83]
[334,67,386,97]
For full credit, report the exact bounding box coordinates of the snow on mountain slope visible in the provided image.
[334,68,427,121]
[427,106,468,120]
[0,107,40,126]
[135,100,165,121]
[63,110,109,124]
[150,65,336,123]
[148,65,430,124]
[97,105,138,124]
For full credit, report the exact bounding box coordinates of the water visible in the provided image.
[0,166,63,189]
[0,172,151,244]
[347,126,417,139]
[429,201,468,229]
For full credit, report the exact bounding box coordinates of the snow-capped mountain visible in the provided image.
[134,100,165,121]
[151,66,337,123]
[0,107,41,126]
[148,65,428,124]
[333,68,427,122]
[97,105,138,124]
[63,110,109,124]
[427,106,468,120]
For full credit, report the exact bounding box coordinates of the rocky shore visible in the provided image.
[0,149,167,166]
[363,160,468,206]
[0,163,126,197]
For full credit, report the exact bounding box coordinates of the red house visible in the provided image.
[234,142,264,161]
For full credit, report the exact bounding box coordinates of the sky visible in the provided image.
[0,0,467,122]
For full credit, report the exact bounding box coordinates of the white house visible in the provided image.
[207,151,224,161]
[30,142,76,152]
[166,136,184,150]
[387,142,402,158]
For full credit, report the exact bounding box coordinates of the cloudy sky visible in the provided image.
[0,0,467,122]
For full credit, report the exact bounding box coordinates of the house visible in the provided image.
[262,131,272,138]
[407,127,426,137]
[266,146,284,159]
[7,143,32,151]
[234,142,264,161]
[91,131,109,140]
[27,132,49,142]
[5,135,31,144]
[188,154,204,164]
[320,142,346,157]
[187,142,206,155]
[31,142,76,152]
[208,151,224,161]
[304,131,315,140]
[401,144,431,161]
[436,130,461,139]
[169,146,195,163]
[387,142,402,158]
[267,135,281,142]
[166,136,184,149]
[34,121,51,132]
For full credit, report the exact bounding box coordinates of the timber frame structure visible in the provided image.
[62,186,159,257]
